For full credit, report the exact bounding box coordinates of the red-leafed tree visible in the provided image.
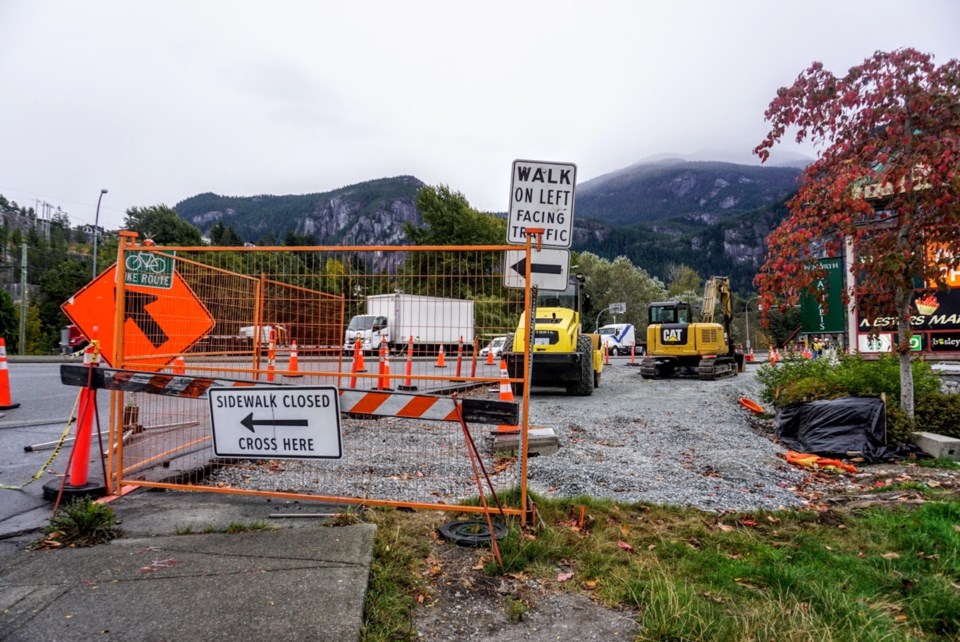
[754,48,960,418]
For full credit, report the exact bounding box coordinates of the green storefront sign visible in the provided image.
[124,250,175,289]
[800,257,845,333]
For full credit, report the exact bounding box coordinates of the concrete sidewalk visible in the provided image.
[0,492,375,641]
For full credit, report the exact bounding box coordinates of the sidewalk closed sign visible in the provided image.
[507,160,576,248]
[208,386,343,460]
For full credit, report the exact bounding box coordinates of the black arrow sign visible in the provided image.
[510,258,563,276]
[123,290,169,349]
[241,412,309,433]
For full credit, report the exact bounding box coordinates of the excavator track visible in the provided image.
[697,357,738,381]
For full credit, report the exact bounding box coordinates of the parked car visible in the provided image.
[479,336,507,358]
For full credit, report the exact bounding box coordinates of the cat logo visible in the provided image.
[662,328,685,343]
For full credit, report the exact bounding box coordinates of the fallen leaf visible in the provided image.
[617,540,635,552]
[701,592,726,603]
[881,552,901,560]
[584,580,598,590]
[557,571,574,582]
[894,615,908,623]
[717,523,735,532]
[739,519,758,528]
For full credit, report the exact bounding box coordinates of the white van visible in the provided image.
[598,323,636,355]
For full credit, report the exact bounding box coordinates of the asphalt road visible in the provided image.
[0,359,107,542]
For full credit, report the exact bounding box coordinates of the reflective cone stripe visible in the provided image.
[0,338,19,409]
[435,344,446,368]
[497,360,519,433]
[287,340,303,377]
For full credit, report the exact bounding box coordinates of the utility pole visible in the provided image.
[19,241,27,354]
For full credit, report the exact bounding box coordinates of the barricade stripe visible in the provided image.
[344,391,390,415]
[395,395,442,418]
[61,365,515,425]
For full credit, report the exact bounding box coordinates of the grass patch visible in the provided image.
[224,520,270,533]
[361,497,960,641]
[917,457,960,471]
[37,497,121,548]
[360,509,438,641]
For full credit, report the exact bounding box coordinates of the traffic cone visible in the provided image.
[377,344,392,390]
[485,345,495,366]
[399,336,417,391]
[629,343,636,365]
[287,340,303,377]
[767,346,774,363]
[452,336,465,382]
[352,338,367,373]
[172,355,186,375]
[746,348,754,362]
[496,360,519,434]
[43,338,106,500]
[603,344,610,365]
[0,338,19,410]
[435,344,446,368]
[266,340,276,382]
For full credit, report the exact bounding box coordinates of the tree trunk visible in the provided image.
[896,289,915,419]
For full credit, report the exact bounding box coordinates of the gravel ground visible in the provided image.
[524,360,808,511]
[205,359,807,512]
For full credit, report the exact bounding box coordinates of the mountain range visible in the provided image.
[174,158,803,293]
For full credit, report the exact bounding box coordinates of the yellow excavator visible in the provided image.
[640,276,744,380]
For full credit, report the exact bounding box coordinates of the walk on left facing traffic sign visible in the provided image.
[208,386,343,460]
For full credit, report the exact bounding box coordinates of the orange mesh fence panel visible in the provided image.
[104,240,531,516]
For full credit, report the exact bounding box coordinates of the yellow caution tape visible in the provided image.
[0,392,80,490]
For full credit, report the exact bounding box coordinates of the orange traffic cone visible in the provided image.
[435,344,446,368]
[746,348,754,362]
[352,338,367,373]
[399,336,417,391]
[287,340,303,377]
[266,340,276,382]
[485,345,495,366]
[377,344,393,390]
[0,338,19,410]
[603,344,610,365]
[172,355,186,375]
[767,346,774,363]
[496,360,519,434]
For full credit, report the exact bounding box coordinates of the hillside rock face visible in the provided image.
[174,176,424,271]
[173,160,799,291]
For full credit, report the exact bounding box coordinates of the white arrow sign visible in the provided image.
[503,248,570,291]
[208,386,342,460]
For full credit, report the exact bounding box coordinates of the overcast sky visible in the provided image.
[1,1,958,231]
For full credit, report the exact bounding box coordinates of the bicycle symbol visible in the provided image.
[126,252,168,273]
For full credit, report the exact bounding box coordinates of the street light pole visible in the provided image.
[92,189,108,280]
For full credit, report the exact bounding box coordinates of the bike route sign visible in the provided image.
[125,250,175,289]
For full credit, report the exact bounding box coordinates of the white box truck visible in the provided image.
[598,323,636,355]
[343,294,474,353]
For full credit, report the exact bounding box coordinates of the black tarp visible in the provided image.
[776,396,894,462]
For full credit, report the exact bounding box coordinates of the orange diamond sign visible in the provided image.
[62,263,215,371]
